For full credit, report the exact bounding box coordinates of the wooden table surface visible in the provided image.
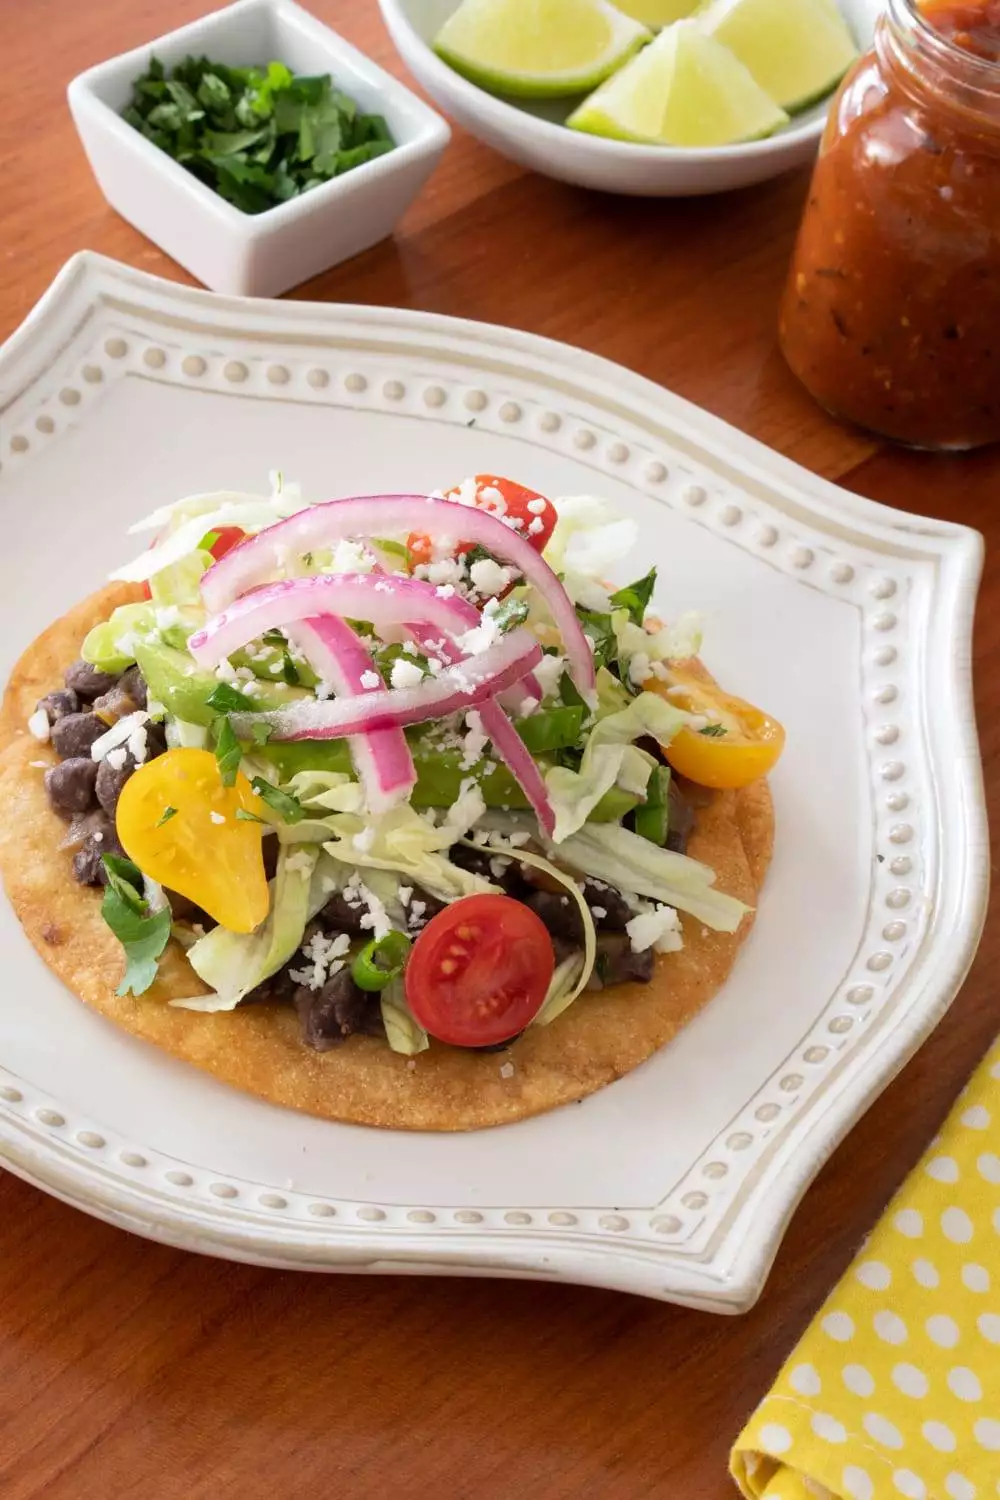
[2,2,997,1496]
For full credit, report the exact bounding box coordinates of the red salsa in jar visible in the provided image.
[923,0,1000,59]
[779,0,1000,450]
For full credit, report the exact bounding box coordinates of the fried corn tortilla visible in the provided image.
[0,584,773,1131]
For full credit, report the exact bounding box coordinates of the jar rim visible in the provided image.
[887,0,1000,89]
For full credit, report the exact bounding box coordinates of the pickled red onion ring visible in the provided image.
[229,632,543,741]
[288,617,415,814]
[199,495,595,700]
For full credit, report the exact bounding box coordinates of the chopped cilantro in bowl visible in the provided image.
[122,55,396,215]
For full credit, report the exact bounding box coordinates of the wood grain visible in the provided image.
[0,2,996,1497]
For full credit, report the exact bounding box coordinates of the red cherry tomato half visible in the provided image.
[404,894,555,1048]
[408,476,557,569]
[208,526,246,561]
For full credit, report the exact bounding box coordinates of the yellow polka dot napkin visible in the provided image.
[731,1037,1000,1500]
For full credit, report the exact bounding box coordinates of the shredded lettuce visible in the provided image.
[552,822,750,933]
[174,845,321,1010]
[318,804,499,902]
[114,498,304,585]
[128,488,295,536]
[380,976,429,1055]
[545,691,690,843]
[544,495,638,579]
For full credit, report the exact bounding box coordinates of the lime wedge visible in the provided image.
[433,0,651,99]
[697,0,858,112]
[567,22,789,147]
[608,0,698,24]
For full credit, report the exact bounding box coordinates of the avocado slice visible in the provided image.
[134,640,313,727]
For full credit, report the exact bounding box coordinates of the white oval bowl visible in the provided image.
[379,0,880,196]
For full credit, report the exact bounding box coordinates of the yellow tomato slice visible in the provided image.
[646,671,785,790]
[115,748,269,932]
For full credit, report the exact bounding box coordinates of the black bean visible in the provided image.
[92,682,142,722]
[143,721,168,759]
[71,815,123,886]
[586,933,654,990]
[404,887,447,932]
[44,757,98,815]
[64,660,119,700]
[242,967,296,1006]
[525,890,583,943]
[582,880,631,931]
[295,970,384,1050]
[95,754,135,815]
[448,842,528,896]
[120,666,148,709]
[51,712,105,759]
[263,835,280,883]
[36,689,79,724]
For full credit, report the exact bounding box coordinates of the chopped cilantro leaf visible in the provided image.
[250,778,306,823]
[558,671,587,710]
[610,567,657,627]
[214,717,242,786]
[100,855,172,997]
[491,596,529,633]
[157,806,178,827]
[235,808,266,824]
[250,722,273,746]
[375,641,429,679]
[207,682,255,713]
[123,56,397,216]
[699,723,727,737]
[281,652,301,686]
[575,607,617,670]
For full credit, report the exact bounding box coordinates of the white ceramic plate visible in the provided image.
[379,0,880,196]
[0,254,986,1310]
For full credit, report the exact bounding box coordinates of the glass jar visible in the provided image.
[778,0,1000,450]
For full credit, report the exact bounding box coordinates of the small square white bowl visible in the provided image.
[68,0,451,297]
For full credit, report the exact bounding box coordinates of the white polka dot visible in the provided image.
[926,1155,959,1182]
[874,1310,908,1345]
[978,1312,1000,1343]
[962,1263,990,1293]
[863,1412,904,1449]
[759,1421,792,1453]
[812,1412,847,1443]
[927,1314,960,1348]
[979,1152,1000,1183]
[893,1471,925,1499]
[790,1363,822,1396]
[894,1209,923,1238]
[912,1258,939,1289]
[975,1418,1000,1450]
[946,1476,976,1500]
[947,1366,982,1402]
[822,1310,855,1342]
[892,1362,928,1398]
[961,1104,990,1129]
[856,1260,892,1291]
[843,1466,874,1500]
[922,1420,957,1452]
[942,1207,974,1244]
[843,1364,875,1397]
